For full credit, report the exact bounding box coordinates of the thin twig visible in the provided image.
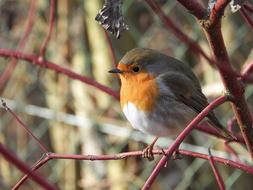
[0,143,57,190]
[241,60,253,83]
[224,141,240,162]
[224,117,240,161]
[176,0,207,19]
[0,49,119,99]
[208,148,225,190]
[1,100,48,153]
[240,7,253,30]
[243,2,253,13]
[39,0,55,58]
[0,0,37,90]
[144,0,213,64]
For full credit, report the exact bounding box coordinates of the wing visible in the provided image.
[158,72,225,129]
[158,72,209,114]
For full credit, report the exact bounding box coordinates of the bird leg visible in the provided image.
[142,137,159,161]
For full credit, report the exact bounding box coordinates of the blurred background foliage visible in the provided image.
[0,0,253,189]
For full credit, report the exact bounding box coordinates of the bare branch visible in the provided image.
[39,0,56,58]
[0,0,37,90]
[208,148,225,190]
[0,49,119,99]
[177,0,208,19]
[0,143,57,190]
[15,148,253,188]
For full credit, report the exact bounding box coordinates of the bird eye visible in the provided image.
[132,66,140,73]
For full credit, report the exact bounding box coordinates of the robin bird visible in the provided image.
[109,48,233,159]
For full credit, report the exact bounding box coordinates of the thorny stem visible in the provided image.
[15,146,253,189]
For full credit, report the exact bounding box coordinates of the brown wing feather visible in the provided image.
[159,72,232,139]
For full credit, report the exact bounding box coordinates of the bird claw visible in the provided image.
[142,145,154,161]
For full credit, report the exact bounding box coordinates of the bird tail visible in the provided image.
[208,114,235,141]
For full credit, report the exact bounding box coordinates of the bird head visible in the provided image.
[108,48,170,81]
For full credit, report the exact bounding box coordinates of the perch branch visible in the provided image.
[15,146,253,189]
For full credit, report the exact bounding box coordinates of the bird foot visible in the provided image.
[142,144,155,161]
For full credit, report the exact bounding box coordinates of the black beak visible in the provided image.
[108,68,123,74]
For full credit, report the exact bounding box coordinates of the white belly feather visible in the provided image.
[123,102,172,136]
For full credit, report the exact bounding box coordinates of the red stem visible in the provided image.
[0,49,119,99]
[208,149,225,190]
[196,123,244,144]
[1,100,48,153]
[0,0,37,90]
[176,0,207,19]
[242,60,253,77]
[227,116,236,132]
[179,149,253,173]
[202,0,253,160]
[244,3,253,13]
[144,0,213,64]
[15,146,253,188]
[224,117,240,161]
[240,7,253,30]
[224,141,240,162]
[241,60,253,83]
[208,0,231,25]
[39,0,55,58]
[0,143,57,190]
[141,95,228,189]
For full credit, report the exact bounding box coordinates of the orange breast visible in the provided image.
[120,72,158,112]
